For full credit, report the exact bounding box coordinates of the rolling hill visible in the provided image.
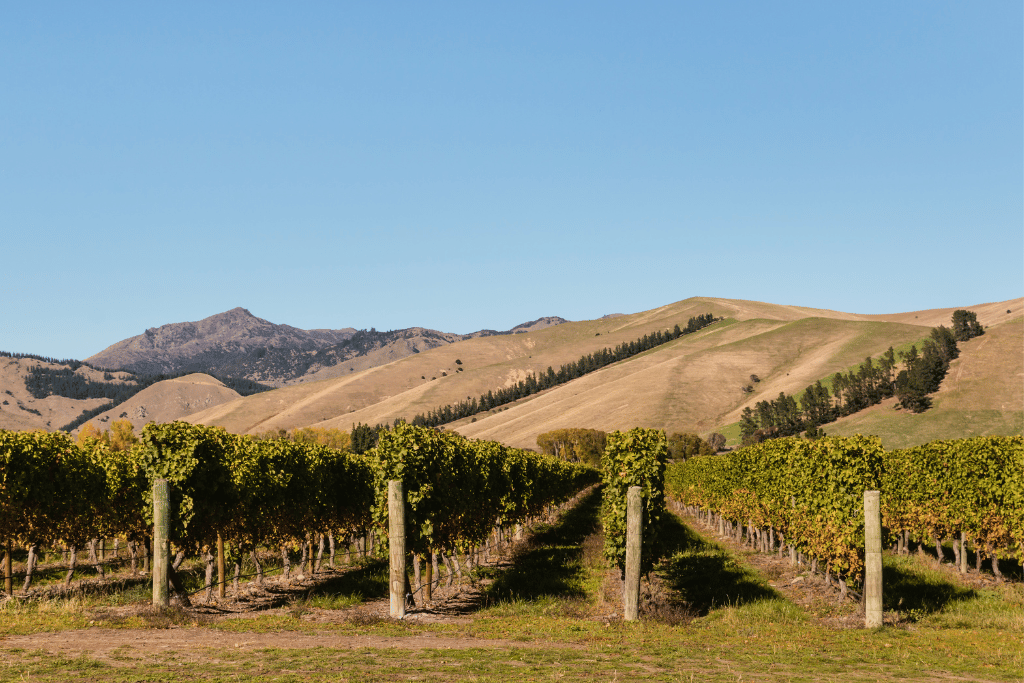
[76,373,242,434]
[187,296,1022,450]
[0,356,115,432]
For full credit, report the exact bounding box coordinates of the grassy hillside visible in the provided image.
[189,297,737,433]
[0,357,117,432]
[451,316,931,449]
[824,315,1023,448]
[187,296,1021,450]
[74,373,241,435]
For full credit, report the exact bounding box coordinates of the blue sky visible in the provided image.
[3,2,1021,360]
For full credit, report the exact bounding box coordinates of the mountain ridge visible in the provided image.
[85,308,569,386]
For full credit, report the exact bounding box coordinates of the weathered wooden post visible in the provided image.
[388,480,406,619]
[4,540,11,596]
[152,478,170,607]
[624,485,642,621]
[423,552,433,603]
[217,533,226,599]
[864,490,882,628]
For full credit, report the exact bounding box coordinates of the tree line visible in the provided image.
[410,313,719,428]
[26,366,271,405]
[739,310,983,444]
[0,350,85,367]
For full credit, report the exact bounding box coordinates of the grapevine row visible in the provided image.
[665,435,1024,590]
[0,422,598,592]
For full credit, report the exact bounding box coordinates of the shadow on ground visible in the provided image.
[882,559,977,617]
[657,515,780,616]
[481,488,602,606]
[304,561,388,602]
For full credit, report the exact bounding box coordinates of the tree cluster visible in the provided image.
[350,422,386,454]
[893,326,959,413]
[739,314,971,444]
[77,419,139,452]
[26,367,142,402]
[951,309,984,342]
[536,428,607,467]
[0,350,83,366]
[252,426,353,452]
[667,432,717,460]
[61,403,117,432]
[411,314,719,428]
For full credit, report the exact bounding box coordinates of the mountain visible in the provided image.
[85,308,568,386]
[0,309,569,433]
[85,308,356,384]
[186,296,1022,449]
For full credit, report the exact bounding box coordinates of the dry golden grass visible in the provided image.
[0,357,112,432]
[187,296,1023,450]
[80,373,241,434]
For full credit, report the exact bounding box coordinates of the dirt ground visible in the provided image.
[1,491,1009,661]
[1,493,594,660]
[670,509,867,627]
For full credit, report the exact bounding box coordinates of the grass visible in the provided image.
[656,513,791,619]
[828,402,1024,450]
[289,561,387,612]
[715,420,741,447]
[882,554,1024,629]
[481,488,601,609]
[2,493,1023,681]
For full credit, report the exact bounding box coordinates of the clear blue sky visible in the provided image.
[3,2,1021,360]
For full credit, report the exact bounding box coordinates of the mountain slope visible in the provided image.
[186,298,734,433]
[85,307,356,383]
[0,357,113,432]
[187,296,1022,447]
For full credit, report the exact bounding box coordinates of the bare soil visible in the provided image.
[0,495,590,659]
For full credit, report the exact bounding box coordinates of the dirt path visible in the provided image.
[1,489,598,662]
[1,628,575,661]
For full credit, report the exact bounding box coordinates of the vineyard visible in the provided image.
[0,425,1022,681]
[0,422,597,600]
[665,435,1024,595]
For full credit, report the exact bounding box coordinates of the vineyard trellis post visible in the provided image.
[217,533,226,599]
[864,490,882,628]
[4,540,11,596]
[152,478,170,608]
[388,479,406,619]
[624,485,642,621]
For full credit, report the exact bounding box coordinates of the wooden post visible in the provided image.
[864,490,882,628]
[152,478,170,607]
[217,533,226,599]
[388,480,406,619]
[624,485,642,622]
[4,540,11,596]
[424,552,433,603]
